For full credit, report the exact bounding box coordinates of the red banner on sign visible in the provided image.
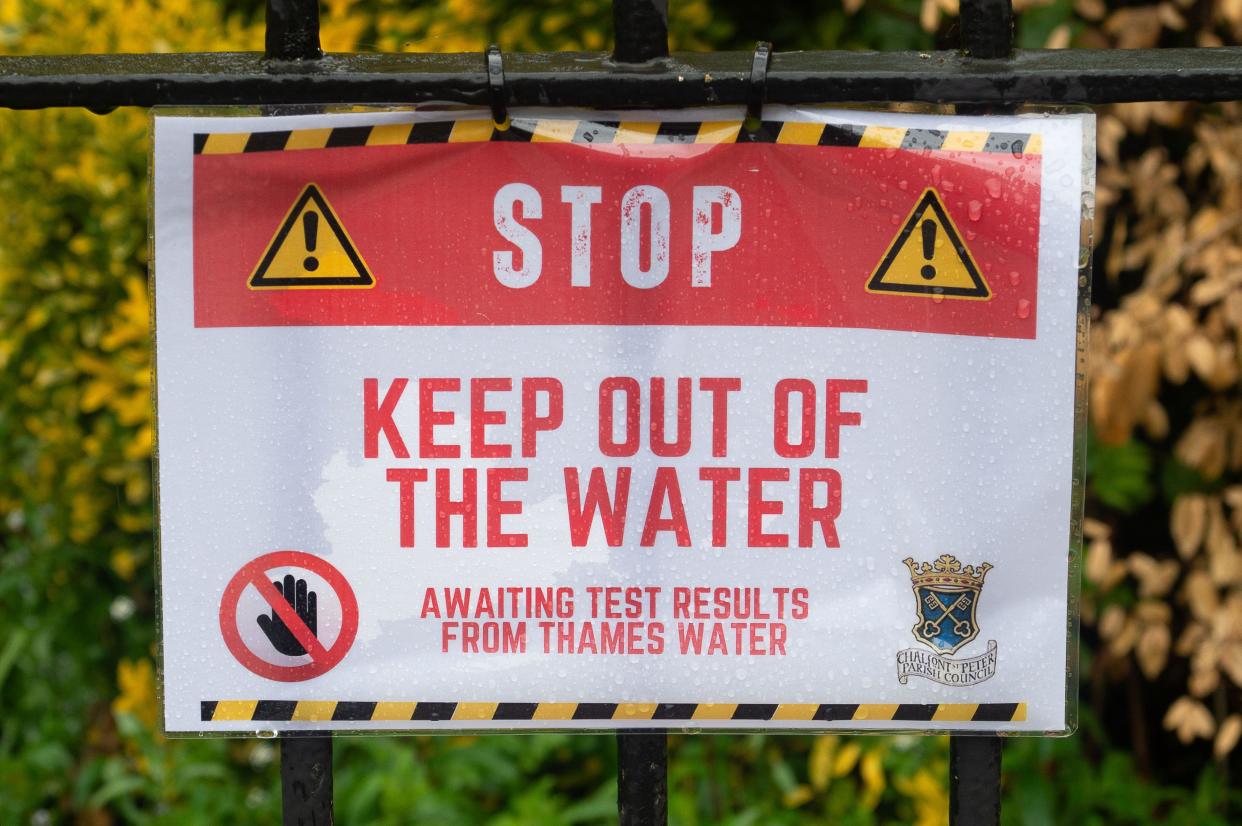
[193,125,1042,339]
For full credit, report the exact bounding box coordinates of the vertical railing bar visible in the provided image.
[949,735,1002,826]
[617,730,668,825]
[959,0,1014,59]
[611,10,668,825]
[611,0,670,64]
[281,734,334,825]
[265,0,323,62]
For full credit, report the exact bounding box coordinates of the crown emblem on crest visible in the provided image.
[903,554,991,589]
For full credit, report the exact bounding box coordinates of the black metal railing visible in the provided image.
[1,2,1241,110]
[8,1,1239,824]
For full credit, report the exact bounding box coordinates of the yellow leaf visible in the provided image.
[861,751,885,795]
[113,658,159,729]
[125,425,154,460]
[80,380,113,413]
[111,548,137,580]
[809,735,834,790]
[783,784,813,809]
[832,742,860,777]
[118,511,151,533]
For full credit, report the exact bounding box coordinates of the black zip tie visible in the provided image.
[486,44,509,128]
[745,41,772,130]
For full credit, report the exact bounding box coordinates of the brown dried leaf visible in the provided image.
[1223,594,1242,638]
[1188,206,1223,240]
[1229,408,1242,473]
[1223,291,1242,329]
[1186,334,1217,382]
[1083,517,1112,541]
[1136,600,1173,625]
[1164,303,1195,337]
[1157,2,1186,30]
[1164,696,1216,743]
[1103,561,1130,591]
[1129,292,1164,324]
[1045,24,1071,49]
[1129,553,1180,598]
[1171,494,1208,559]
[1222,0,1242,27]
[1192,638,1221,674]
[1142,400,1169,440]
[1222,644,1242,689]
[1111,619,1140,658]
[1189,663,1220,697]
[1137,623,1171,678]
[1225,486,1242,509]
[1097,115,1126,166]
[1164,340,1191,384]
[1177,417,1229,480]
[1205,497,1231,547]
[1184,570,1219,622]
[1215,715,1242,759]
[1092,340,1163,444]
[1086,538,1113,585]
[1099,604,1127,640]
[1208,342,1238,389]
[1190,276,1234,306]
[1176,621,1207,656]
[1208,546,1242,588]
[1074,0,1106,20]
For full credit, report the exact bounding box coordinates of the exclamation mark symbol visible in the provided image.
[302,211,319,272]
[920,219,936,280]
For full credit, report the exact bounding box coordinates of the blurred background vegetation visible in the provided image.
[1,0,1241,823]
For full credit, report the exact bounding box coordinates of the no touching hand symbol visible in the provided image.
[256,573,318,655]
[221,551,357,681]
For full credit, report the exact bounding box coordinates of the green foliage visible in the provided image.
[1003,715,1242,826]
[1086,429,1154,513]
[1013,0,1076,50]
[1159,457,1211,503]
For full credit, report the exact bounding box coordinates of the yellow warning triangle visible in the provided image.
[249,183,374,290]
[866,188,989,300]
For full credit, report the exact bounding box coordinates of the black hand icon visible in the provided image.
[257,574,318,656]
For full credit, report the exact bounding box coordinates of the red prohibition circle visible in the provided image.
[219,550,358,682]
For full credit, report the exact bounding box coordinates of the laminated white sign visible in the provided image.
[153,106,1091,734]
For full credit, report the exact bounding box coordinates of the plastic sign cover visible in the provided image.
[152,107,1091,735]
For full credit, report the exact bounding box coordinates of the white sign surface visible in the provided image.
[153,106,1090,734]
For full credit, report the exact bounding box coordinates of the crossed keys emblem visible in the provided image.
[921,591,974,639]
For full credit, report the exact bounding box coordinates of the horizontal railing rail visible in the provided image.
[0,47,1240,111]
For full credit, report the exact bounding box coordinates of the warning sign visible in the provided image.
[155,108,1090,735]
[866,188,990,300]
[249,183,374,289]
[218,551,358,682]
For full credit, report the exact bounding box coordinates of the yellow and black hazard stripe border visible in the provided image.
[202,700,1027,724]
[193,120,1042,156]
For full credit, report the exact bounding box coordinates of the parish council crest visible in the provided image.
[897,554,998,686]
